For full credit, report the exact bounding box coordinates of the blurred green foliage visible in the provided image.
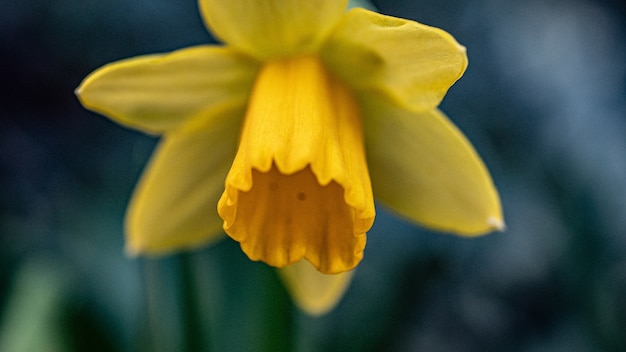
[1,0,625,351]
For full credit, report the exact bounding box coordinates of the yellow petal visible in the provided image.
[126,101,245,255]
[322,8,467,112]
[363,97,503,235]
[278,261,354,316]
[218,56,375,274]
[199,0,348,60]
[76,46,258,134]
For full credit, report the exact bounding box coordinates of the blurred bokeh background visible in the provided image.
[1,0,625,351]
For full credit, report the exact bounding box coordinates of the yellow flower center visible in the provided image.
[217,55,375,274]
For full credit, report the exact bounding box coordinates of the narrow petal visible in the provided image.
[218,56,375,274]
[76,46,258,134]
[322,8,467,112]
[363,97,503,235]
[278,261,354,316]
[125,101,245,255]
[199,0,348,60]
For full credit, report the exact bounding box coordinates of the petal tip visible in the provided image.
[487,216,506,232]
[278,261,355,316]
[124,245,140,258]
[459,44,468,55]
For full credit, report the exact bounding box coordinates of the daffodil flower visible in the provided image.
[76,0,503,315]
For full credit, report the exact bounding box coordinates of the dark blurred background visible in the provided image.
[1,0,625,351]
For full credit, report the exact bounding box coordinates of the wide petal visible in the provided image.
[278,261,354,316]
[125,101,245,255]
[218,56,375,274]
[322,8,467,112]
[362,97,503,235]
[76,46,258,134]
[199,0,348,60]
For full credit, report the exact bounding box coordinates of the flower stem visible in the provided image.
[179,253,203,352]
